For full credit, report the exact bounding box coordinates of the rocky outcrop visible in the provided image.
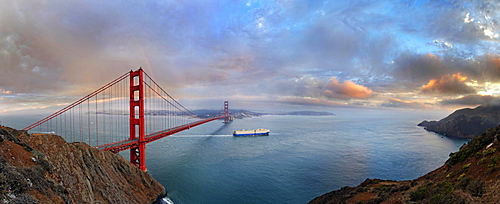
[309,125,500,203]
[418,105,500,139]
[0,126,166,203]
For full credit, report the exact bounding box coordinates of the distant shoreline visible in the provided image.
[93,109,335,119]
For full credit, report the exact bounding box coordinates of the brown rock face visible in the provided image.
[0,126,166,203]
[418,105,500,139]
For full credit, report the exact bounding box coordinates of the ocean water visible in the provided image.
[1,108,468,203]
[143,108,467,204]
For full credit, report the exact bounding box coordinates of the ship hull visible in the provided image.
[233,129,270,137]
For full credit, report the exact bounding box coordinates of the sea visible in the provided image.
[1,108,468,204]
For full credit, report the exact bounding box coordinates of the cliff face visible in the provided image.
[0,126,166,203]
[418,105,500,139]
[309,125,500,204]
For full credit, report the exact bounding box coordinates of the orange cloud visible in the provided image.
[324,78,374,99]
[421,73,475,95]
[490,57,500,68]
[0,89,12,94]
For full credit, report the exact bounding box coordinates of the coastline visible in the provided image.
[309,125,500,203]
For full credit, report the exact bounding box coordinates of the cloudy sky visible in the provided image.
[2,0,500,113]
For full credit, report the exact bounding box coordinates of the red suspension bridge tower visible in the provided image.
[23,68,231,172]
[129,69,146,170]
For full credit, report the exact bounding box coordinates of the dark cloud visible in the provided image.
[393,53,448,83]
[473,54,500,82]
[392,53,500,86]
[440,94,500,106]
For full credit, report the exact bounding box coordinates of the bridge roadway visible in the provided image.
[94,116,228,153]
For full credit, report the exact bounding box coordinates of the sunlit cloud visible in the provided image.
[421,73,476,95]
[2,0,500,112]
[324,78,374,99]
[0,89,12,94]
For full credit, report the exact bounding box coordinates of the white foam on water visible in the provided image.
[162,197,174,204]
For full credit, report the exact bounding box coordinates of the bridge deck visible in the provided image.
[94,116,227,153]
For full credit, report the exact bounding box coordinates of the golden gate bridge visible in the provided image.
[22,68,231,171]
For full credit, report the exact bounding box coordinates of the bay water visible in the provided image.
[1,108,468,203]
[144,108,467,203]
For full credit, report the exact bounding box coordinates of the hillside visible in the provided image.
[418,105,500,139]
[0,126,166,203]
[309,125,500,203]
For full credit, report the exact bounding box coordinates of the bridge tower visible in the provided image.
[223,101,230,123]
[129,68,146,171]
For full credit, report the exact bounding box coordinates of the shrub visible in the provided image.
[409,181,456,202]
[487,164,496,172]
[446,172,453,178]
[462,163,472,169]
[375,184,394,192]
[483,148,496,156]
[457,173,466,181]
[409,182,433,201]
[447,132,495,166]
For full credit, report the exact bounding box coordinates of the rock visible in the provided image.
[0,126,166,203]
[418,105,500,139]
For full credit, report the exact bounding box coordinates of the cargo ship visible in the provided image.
[233,128,270,136]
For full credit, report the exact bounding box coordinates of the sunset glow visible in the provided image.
[2,1,500,113]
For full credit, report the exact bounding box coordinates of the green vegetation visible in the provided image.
[488,156,500,172]
[409,182,434,201]
[375,184,394,192]
[446,172,453,178]
[447,129,496,166]
[462,163,471,170]
[483,148,496,155]
[410,181,465,203]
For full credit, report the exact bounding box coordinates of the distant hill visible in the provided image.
[192,109,334,119]
[309,125,500,203]
[275,111,335,116]
[192,109,264,119]
[418,105,500,139]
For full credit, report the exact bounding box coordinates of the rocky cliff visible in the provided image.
[418,105,500,139]
[0,126,166,203]
[309,125,500,203]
